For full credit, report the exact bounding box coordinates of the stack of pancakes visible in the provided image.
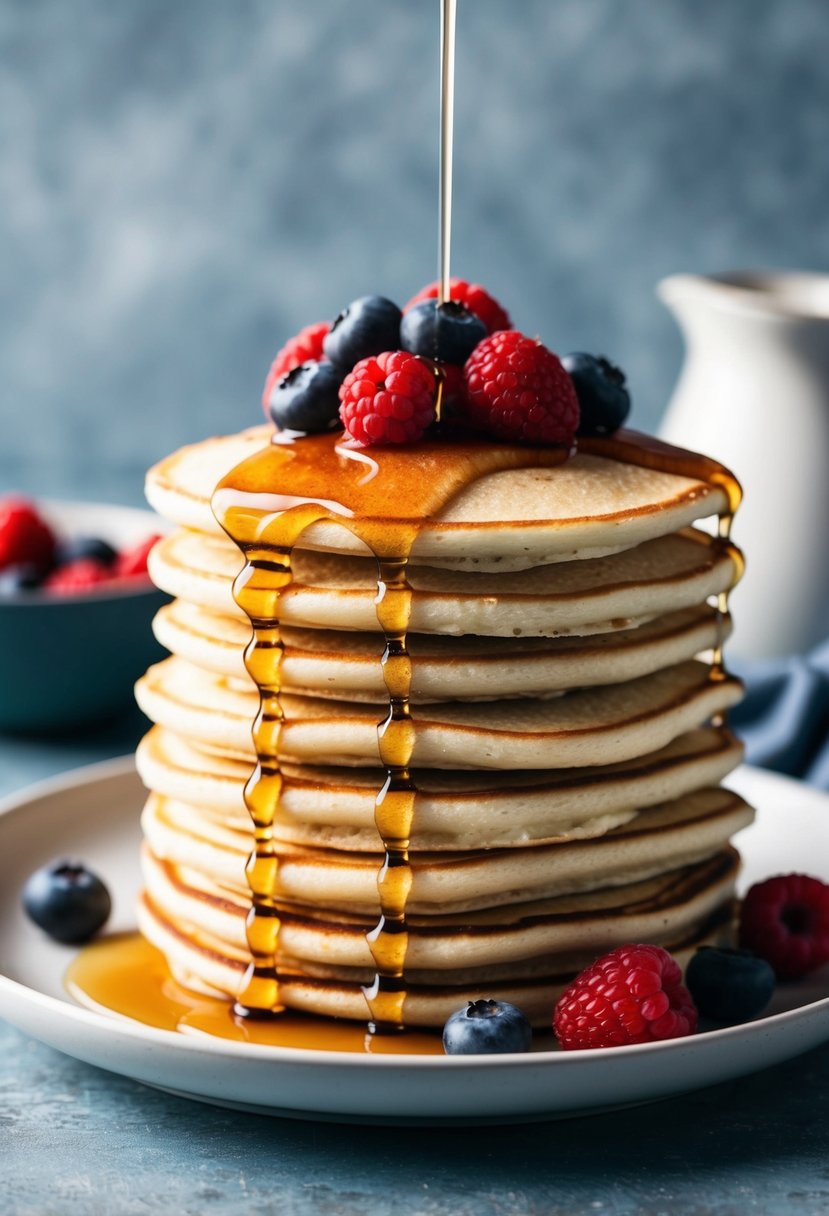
[135,425,751,1027]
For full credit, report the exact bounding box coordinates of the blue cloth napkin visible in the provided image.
[731,641,829,789]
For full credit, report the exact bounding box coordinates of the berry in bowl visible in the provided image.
[0,497,168,733]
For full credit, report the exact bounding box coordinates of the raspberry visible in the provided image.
[0,498,56,572]
[463,331,580,445]
[338,351,438,446]
[739,874,829,979]
[553,944,698,1050]
[45,558,111,594]
[115,533,163,579]
[262,321,330,414]
[404,278,511,334]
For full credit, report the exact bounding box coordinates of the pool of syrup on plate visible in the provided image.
[65,932,445,1054]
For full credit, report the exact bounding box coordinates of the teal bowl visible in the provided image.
[0,500,168,734]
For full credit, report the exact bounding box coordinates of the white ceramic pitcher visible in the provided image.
[658,271,829,660]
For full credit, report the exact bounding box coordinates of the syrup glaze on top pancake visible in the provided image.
[204,425,742,1030]
[147,426,739,566]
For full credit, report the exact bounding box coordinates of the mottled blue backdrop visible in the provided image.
[2,0,828,505]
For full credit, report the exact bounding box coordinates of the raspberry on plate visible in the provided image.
[339,351,438,446]
[739,873,829,979]
[553,943,698,1050]
[0,498,56,573]
[262,321,330,414]
[463,330,580,445]
[404,278,511,334]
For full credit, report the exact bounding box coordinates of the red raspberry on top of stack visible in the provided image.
[339,351,438,446]
[463,330,580,445]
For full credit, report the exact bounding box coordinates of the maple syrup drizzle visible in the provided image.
[228,502,334,1018]
[438,0,456,305]
[210,427,742,1035]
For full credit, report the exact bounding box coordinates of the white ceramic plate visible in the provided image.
[1,759,828,1124]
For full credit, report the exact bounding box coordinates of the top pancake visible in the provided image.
[146,427,732,571]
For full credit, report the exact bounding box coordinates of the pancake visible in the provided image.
[135,654,743,769]
[141,844,738,974]
[147,427,732,571]
[141,785,753,913]
[136,724,743,850]
[137,848,739,1026]
[152,599,731,700]
[148,525,740,637]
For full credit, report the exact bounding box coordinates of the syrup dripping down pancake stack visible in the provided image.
[134,421,751,1028]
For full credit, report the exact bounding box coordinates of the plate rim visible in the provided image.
[1,755,828,1074]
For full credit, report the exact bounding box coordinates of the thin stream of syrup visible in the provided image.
[438,0,456,305]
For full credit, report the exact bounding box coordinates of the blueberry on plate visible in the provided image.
[0,562,46,595]
[323,296,402,370]
[22,860,112,944]
[685,946,776,1024]
[267,360,343,433]
[401,299,488,365]
[562,352,631,436]
[443,998,533,1055]
[56,536,117,567]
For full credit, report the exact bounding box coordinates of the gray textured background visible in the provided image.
[2,0,828,506]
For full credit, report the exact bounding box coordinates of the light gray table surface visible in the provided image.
[2,711,829,1216]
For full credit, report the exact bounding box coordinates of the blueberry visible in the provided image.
[0,562,46,595]
[22,860,111,943]
[401,299,488,365]
[685,946,776,1024]
[267,360,343,433]
[442,998,532,1055]
[56,536,117,567]
[562,353,631,436]
[323,296,402,370]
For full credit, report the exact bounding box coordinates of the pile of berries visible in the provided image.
[262,279,632,448]
[440,872,829,1055]
[0,497,161,597]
